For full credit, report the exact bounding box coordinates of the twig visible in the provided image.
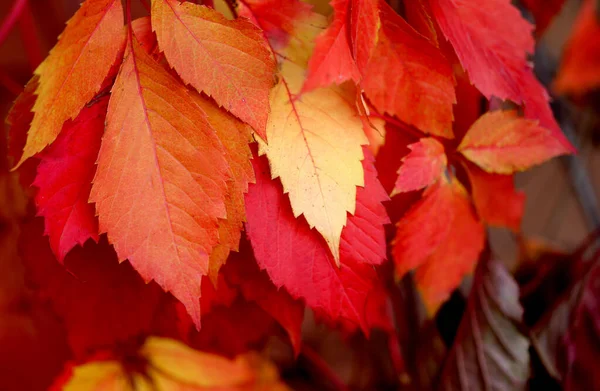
[301,345,349,391]
[0,0,27,47]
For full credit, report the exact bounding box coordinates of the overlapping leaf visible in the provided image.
[393,177,484,313]
[392,137,447,194]
[362,1,455,137]
[33,98,107,262]
[151,0,276,138]
[90,35,231,327]
[245,150,388,328]
[17,0,124,166]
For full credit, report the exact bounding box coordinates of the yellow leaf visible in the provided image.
[259,60,367,263]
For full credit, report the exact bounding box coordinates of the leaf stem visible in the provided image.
[369,111,424,140]
[301,345,349,391]
[138,0,151,13]
[0,0,27,48]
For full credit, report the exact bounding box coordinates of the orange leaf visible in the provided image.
[362,1,455,137]
[392,137,447,195]
[16,0,124,166]
[302,0,360,92]
[463,161,525,231]
[89,36,231,328]
[151,0,276,138]
[350,0,379,73]
[554,0,600,95]
[192,94,255,284]
[458,110,569,174]
[393,177,484,313]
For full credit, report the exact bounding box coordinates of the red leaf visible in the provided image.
[362,1,455,137]
[19,218,165,359]
[245,148,388,328]
[554,0,600,95]
[238,0,312,49]
[302,0,360,92]
[392,177,484,313]
[33,97,107,262]
[392,137,447,195]
[350,0,379,73]
[430,0,575,152]
[458,110,569,174]
[463,161,525,231]
[404,0,439,46]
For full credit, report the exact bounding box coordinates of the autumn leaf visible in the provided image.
[463,161,525,231]
[457,110,569,174]
[362,1,455,137]
[349,0,379,73]
[302,0,360,93]
[33,98,107,262]
[429,0,575,151]
[393,177,484,313]
[192,94,255,284]
[151,0,276,138]
[245,150,388,328]
[55,337,290,390]
[89,35,231,327]
[237,0,312,49]
[16,0,124,167]
[554,0,600,95]
[259,59,367,263]
[404,0,439,46]
[437,259,530,390]
[392,137,447,195]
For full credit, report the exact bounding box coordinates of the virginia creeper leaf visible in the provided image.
[90,36,231,327]
[151,0,276,138]
[463,161,525,231]
[458,110,569,174]
[362,1,455,137]
[302,0,360,93]
[392,137,447,195]
[350,0,379,73]
[245,150,388,328]
[259,60,367,263]
[192,95,255,284]
[393,177,484,313]
[237,0,312,49]
[19,219,164,359]
[55,337,290,390]
[429,0,575,151]
[33,98,107,262]
[554,0,600,95]
[437,259,530,390]
[16,0,124,166]
[404,0,439,46]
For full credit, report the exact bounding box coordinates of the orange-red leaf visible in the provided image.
[464,162,525,231]
[151,0,276,138]
[245,150,388,328]
[89,36,230,327]
[393,177,484,313]
[192,95,255,283]
[429,0,575,151]
[362,1,455,137]
[17,0,124,166]
[554,0,600,95]
[302,0,360,92]
[404,0,439,46]
[33,98,107,262]
[458,110,568,174]
[350,0,379,73]
[392,137,447,195]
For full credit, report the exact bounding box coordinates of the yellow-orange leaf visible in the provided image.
[89,36,230,327]
[193,94,255,284]
[259,60,367,263]
[17,0,124,166]
[151,0,276,139]
[457,110,569,174]
[58,337,290,390]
